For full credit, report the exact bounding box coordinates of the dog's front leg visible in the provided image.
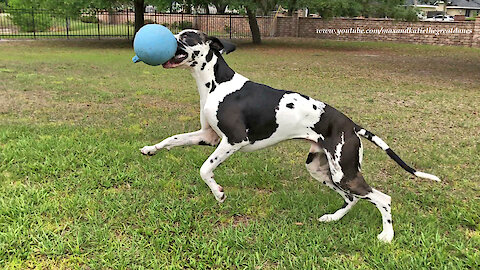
[199,138,247,202]
[140,128,219,156]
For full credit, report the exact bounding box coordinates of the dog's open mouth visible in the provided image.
[163,51,187,68]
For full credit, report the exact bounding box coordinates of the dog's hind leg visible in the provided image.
[363,189,394,243]
[324,134,394,242]
[305,143,359,222]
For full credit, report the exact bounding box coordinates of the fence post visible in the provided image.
[31,9,36,39]
[229,13,232,39]
[97,10,101,39]
[66,16,70,39]
[127,9,130,40]
[473,16,480,47]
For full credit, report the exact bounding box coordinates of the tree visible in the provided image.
[246,5,261,44]
[282,0,298,16]
[303,0,418,21]
[211,0,228,14]
[229,0,268,44]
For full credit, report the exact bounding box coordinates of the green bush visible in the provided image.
[80,15,99,24]
[224,24,231,33]
[7,10,53,32]
[0,2,7,12]
[171,20,193,30]
[392,7,418,22]
[144,19,155,24]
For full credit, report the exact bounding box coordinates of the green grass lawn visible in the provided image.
[0,38,479,269]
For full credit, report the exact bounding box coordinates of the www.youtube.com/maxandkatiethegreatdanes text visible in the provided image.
[316,27,473,36]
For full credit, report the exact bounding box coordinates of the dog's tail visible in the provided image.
[355,127,440,182]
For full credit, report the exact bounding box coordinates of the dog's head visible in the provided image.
[162,29,236,69]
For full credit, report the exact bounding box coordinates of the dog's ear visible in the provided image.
[207,36,236,54]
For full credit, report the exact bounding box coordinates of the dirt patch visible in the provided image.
[0,89,52,114]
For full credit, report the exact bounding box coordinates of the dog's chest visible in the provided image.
[202,73,249,134]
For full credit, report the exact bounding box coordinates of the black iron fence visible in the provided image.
[0,9,275,39]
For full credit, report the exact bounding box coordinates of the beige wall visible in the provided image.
[448,9,466,16]
[276,16,480,47]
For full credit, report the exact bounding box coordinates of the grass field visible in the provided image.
[0,38,479,269]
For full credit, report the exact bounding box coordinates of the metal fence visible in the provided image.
[0,9,275,40]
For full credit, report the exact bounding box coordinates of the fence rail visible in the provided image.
[0,9,274,40]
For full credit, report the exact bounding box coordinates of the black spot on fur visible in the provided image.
[306,153,316,164]
[205,82,211,88]
[387,219,392,224]
[201,62,206,70]
[198,141,211,146]
[209,80,216,93]
[361,129,374,140]
[193,50,200,56]
[177,42,186,50]
[213,51,234,83]
[216,81,285,144]
[300,94,310,100]
[206,50,213,62]
[313,104,317,110]
[181,31,206,46]
[286,103,294,109]
[341,201,348,208]
[210,159,213,163]
[190,61,198,67]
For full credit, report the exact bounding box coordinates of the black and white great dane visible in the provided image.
[140,30,440,243]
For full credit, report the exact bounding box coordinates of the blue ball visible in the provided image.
[132,24,177,66]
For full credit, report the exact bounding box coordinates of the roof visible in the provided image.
[447,0,480,9]
[406,0,480,8]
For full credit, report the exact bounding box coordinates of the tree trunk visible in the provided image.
[134,0,145,35]
[205,4,210,15]
[287,0,297,16]
[184,0,192,14]
[215,4,228,14]
[246,6,261,44]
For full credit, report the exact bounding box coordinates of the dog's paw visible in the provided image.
[140,145,157,156]
[213,185,226,203]
[318,214,339,222]
[377,230,394,243]
[215,193,226,203]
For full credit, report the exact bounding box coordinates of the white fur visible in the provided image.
[325,133,345,183]
[414,171,441,182]
[372,135,390,151]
